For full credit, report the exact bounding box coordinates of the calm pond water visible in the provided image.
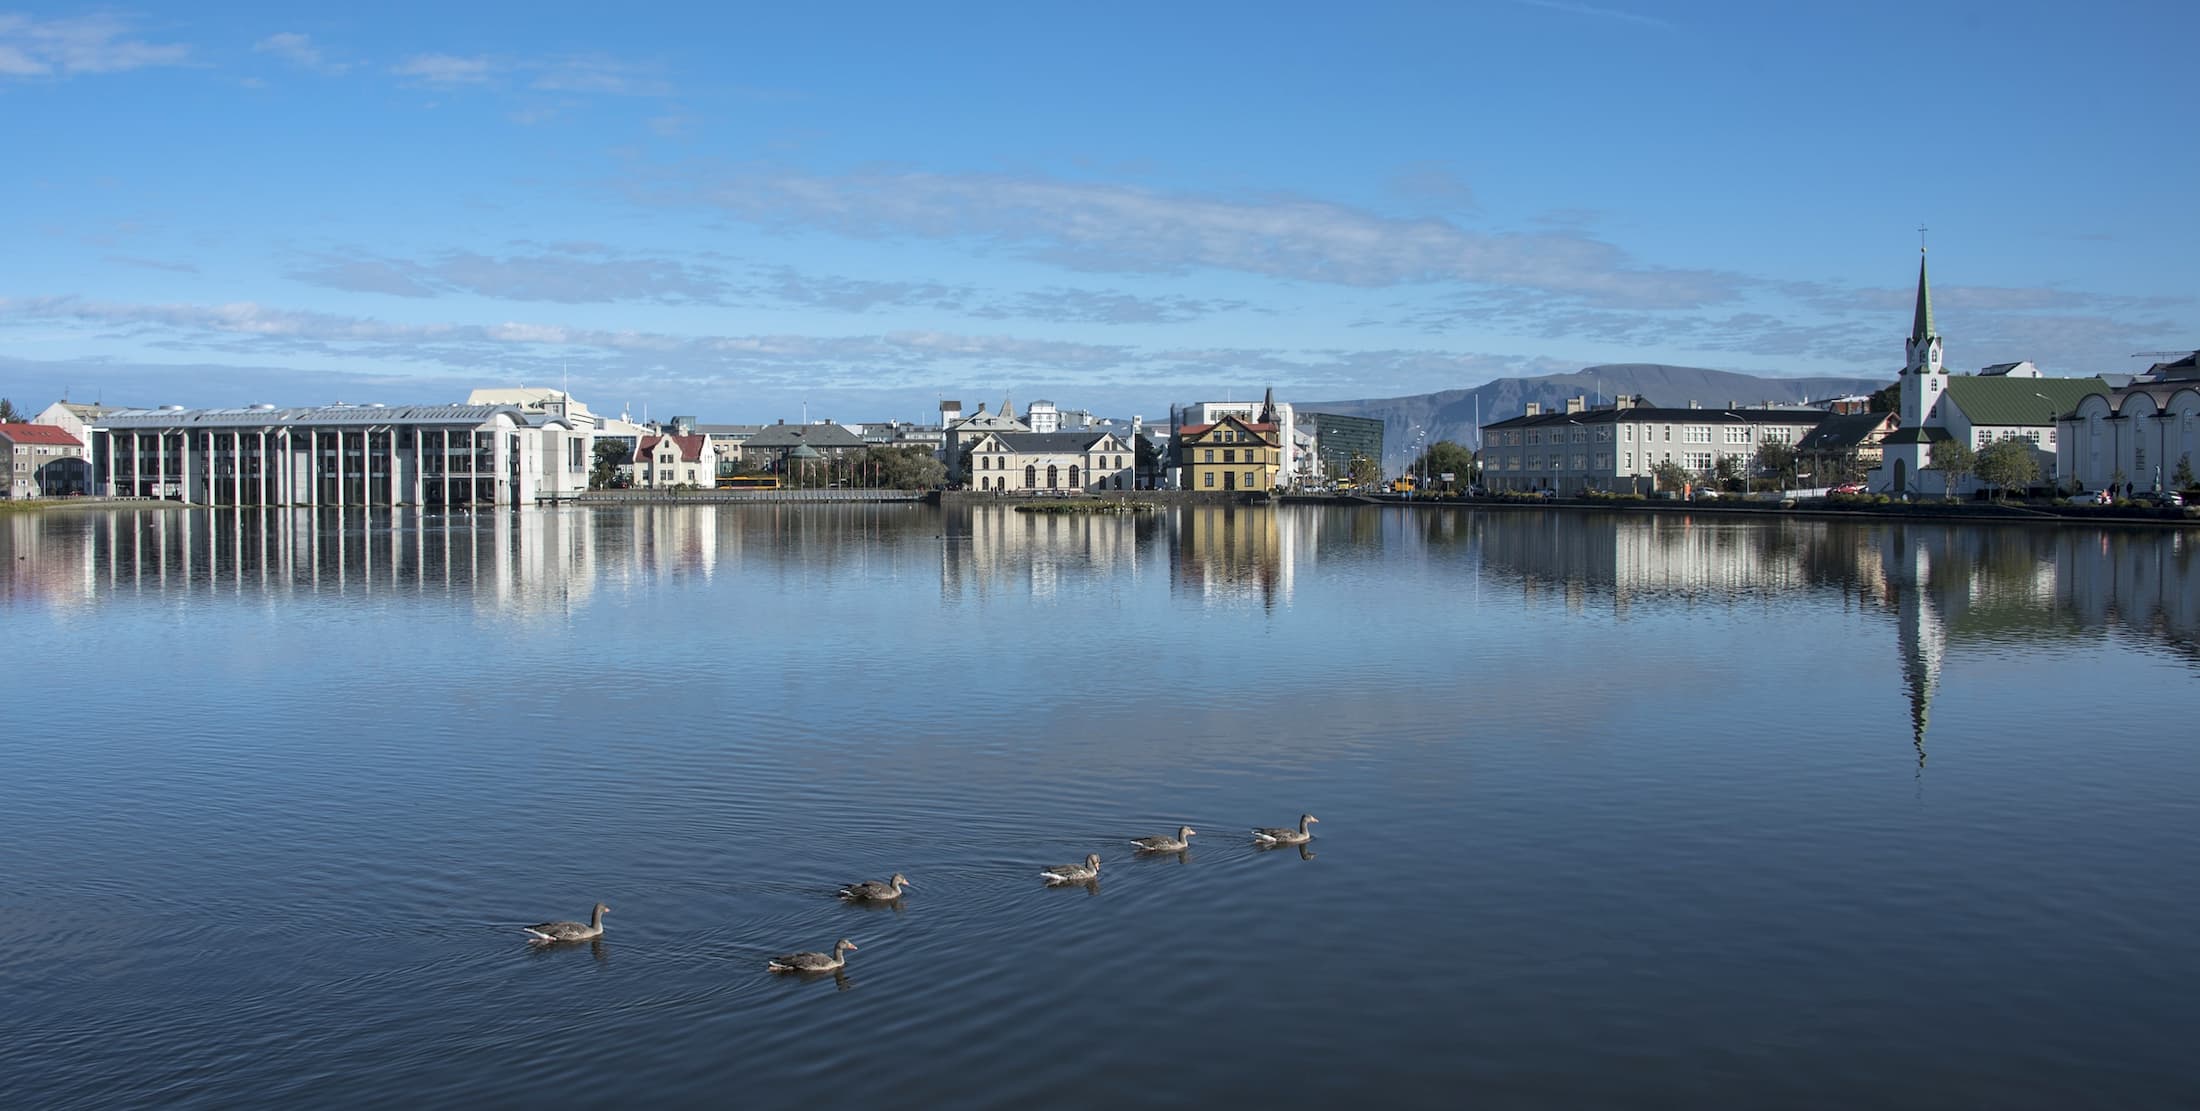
[3,503,2197,1109]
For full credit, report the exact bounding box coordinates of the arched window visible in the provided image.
[1047,464,1059,488]
[1025,463,1036,488]
[1069,464,1080,488]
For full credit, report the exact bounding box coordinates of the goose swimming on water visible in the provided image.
[1130,827,1197,853]
[522,903,608,944]
[1251,814,1319,845]
[837,873,913,902]
[768,938,858,973]
[1040,853,1102,883]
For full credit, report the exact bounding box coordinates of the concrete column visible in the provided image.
[335,429,346,509]
[231,432,242,507]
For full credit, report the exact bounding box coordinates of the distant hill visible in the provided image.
[1302,364,1888,469]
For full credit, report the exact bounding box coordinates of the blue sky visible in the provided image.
[3,1,2194,421]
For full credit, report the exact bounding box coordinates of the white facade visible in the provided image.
[2057,384,2200,494]
[1027,400,1059,433]
[1479,400,1824,494]
[88,402,593,506]
[634,433,721,489]
[965,431,1136,493]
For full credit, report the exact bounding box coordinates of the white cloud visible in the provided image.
[683,168,1743,309]
[0,13,190,78]
[392,53,494,87]
[253,31,347,75]
[530,57,671,97]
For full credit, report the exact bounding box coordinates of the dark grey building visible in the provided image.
[1304,412,1384,483]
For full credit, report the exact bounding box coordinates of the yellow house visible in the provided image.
[1178,415,1281,492]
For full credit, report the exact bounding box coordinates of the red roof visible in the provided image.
[1179,421,1278,439]
[0,423,84,448]
[637,433,709,463]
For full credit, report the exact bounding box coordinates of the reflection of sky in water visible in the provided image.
[4,504,2198,1108]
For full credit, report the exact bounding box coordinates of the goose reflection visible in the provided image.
[524,938,610,965]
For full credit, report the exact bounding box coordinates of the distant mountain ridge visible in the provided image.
[1303,364,1888,469]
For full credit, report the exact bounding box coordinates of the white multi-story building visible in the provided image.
[1,423,88,498]
[87,401,593,506]
[964,431,1137,493]
[2055,353,2200,495]
[633,432,721,489]
[1478,396,1825,494]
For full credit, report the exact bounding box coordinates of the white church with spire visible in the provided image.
[1869,249,2105,497]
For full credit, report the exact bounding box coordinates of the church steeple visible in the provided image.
[1899,247,1947,433]
[1258,386,1277,425]
[1904,248,1943,376]
[1910,249,1936,348]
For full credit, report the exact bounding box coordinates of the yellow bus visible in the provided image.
[716,475,782,490]
[1390,476,1417,494]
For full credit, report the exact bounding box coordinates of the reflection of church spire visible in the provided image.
[1889,535,1945,768]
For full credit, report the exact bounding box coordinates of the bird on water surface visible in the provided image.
[522,903,608,944]
[838,873,913,902]
[1130,827,1197,853]
[769,939,859,973]
[1251,814,1319,845]
[1040,853,1102,883]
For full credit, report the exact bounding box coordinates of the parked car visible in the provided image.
[2131,490,2185,508]
[1829,482,1865,495]
[2071,489,2112,505]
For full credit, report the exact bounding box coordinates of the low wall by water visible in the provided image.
[941,489,1270,507]
[1352,492,2198,528]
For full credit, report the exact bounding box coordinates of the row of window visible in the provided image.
[1506,423,1813,448]
[1200,471,1264,488]
[977,454,1126,470]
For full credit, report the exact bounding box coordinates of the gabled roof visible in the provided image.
[1940,376,2107,426]
[984,431,1122,454]
[0,423,85,447]
[636,433,710,462]
[1795,411,1894,453]
[52,402,126,420]
[1179,416,1279,443]
[1883,426,1954,445]
[743,422,866,449]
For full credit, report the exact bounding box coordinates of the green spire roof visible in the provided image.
[1911,249,1936,344]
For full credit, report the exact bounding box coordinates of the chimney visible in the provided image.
[1689,401,1701,410]
[1565,396,1585,415]
[1524,402,1542,416]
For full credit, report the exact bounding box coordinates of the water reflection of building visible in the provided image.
[938,504,1151,602]
[1880,531,1946,766]
[1467,509,2200,763]
[1476,513,1815,615]
[2,508,599,617]
[1171,505,1291,607]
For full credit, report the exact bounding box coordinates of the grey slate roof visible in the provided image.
[1481,405,1826,432]
[1795,411,1892,454]
[982,431,1122,453]
[743,423,866,449]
